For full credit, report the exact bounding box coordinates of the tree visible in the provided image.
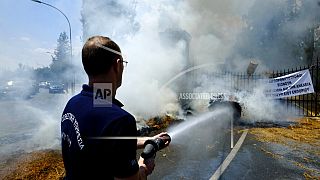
[33,31,73,88]
[50,32,72,82]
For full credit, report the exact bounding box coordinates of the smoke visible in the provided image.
[237,85,292,122]
[0,91,69,159]
[81,0,188,118]
[26,107,61,151]
[81,0,319,120]
[230,0,320,70]
[81,0,247,118]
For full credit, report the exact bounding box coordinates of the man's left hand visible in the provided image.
[152,132,170,147]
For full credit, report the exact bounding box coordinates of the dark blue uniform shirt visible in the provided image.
[61,84,139,180]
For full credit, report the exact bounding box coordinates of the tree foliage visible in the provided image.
[34,32,72,83]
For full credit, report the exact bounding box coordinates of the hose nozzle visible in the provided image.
[141,134,171,159]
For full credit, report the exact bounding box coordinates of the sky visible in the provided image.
[0,0,82,70]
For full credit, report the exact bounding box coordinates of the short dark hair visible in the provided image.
[82,36,121,76]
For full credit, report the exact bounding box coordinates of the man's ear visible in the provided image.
[112,58,121,73]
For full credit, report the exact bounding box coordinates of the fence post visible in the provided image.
[291,68,294,115]
[299,66,302,116]
[285,68,290,113]
[295,66,298,116]
[303,66,306,116]
[316,57,319,116]
[310,64,314,116]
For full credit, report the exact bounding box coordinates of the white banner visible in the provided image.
[264,69,314,98]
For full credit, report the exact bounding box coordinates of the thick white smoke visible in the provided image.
[230,0,320,70]
[81,0,319,120]
[81,0,249,118]
[0,93,69,159]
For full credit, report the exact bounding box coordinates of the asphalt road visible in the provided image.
[148,114,240,180]
[220,134,305,180]
[148,122,311,180]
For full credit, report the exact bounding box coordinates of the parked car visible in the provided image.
[38,81,50,89]
[49,83,65,94]
[0,86,7,99]
[0,80,39,99]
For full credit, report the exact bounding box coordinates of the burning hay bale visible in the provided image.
[146,115,177,130]
[138,115,183,136]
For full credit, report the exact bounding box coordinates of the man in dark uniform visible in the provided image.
[61,36,169,180]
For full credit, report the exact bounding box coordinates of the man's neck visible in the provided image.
[88,75,117,99]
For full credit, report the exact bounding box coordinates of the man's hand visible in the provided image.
[115,157,154,180]
[137,132,171,149]
[152,132,170,147]
[138,156,155,176]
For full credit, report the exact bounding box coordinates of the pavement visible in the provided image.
[148,120,319,180]
[220,134,305,180]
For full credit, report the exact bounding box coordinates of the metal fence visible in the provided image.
[222,59,320,117]
[272,60,320,117]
